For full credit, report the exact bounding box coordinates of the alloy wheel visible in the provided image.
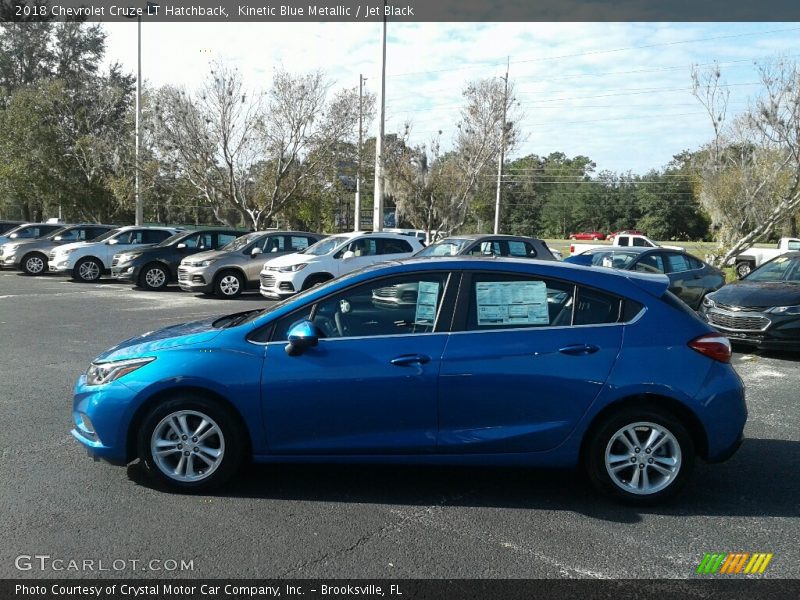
[604,421,682,496]
[25,255,45,274]
[145,267,166,289]
[219,275,241,296]
[150,410,225,483]
[79,260,100,281]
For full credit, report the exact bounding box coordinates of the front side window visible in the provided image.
[469,241,503,256]
[141,230,172,244]
[271,273,450,341]
[216,233,240,248]
[416,238,471,257]
[633,253,665,274]
[262,235,285,253]
[632,237,651,247]
[289,236,311,251]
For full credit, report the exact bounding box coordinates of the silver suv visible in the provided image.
[177,230,325,298]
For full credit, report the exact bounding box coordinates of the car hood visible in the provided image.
[3,238,53,250]
[53,240,95,253]
[263,252,316,267]
[95,317,224,362]
[182,248,228,263]
[709,280,800,307]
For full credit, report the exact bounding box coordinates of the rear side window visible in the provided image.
[573,288,622,325]
[216,233,239,248]
[666,253,692,273]
[466,273,574,330]
[289,236,311,251]
[377,238,413,254]
[507,241,537,257]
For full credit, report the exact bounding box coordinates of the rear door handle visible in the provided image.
[558,344,600,356]
[390,354,431,366]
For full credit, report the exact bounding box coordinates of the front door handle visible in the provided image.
[558,344,600,356]
[390,354,431,366]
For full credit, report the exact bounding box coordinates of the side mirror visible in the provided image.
[53,236,62,241]
[285,320,321,356]
[107,238,119,245]
[251,246,262,257]
[176,242,187,250]
[341,250,355,260]
[9,233,17,239]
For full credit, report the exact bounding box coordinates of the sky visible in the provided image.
[102,21,800,174]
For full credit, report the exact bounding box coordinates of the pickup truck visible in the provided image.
[734,237,800,278]
[570,234,685,256]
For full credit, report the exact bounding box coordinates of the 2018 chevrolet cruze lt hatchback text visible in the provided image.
[71,258,746,504]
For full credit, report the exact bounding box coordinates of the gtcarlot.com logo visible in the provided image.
[696,552,773,575]
[15,555,194,572]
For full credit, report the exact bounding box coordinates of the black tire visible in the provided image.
[137,394,245,491]
[584,406,695,505]
[72,257,103,282]
[214,270,244,298]
[138,263,169,291]
[301,273,333,291]
[736,261,753,279]
[21,252,48,276]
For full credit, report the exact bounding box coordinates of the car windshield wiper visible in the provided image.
[224,309,264,328]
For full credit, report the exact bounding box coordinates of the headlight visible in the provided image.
[4,243,19,252]
[62,248,76,256]
[190,259,216,267]
[766,305,800,315]
[121,253,141,262]
[85,357,155,386]
[702,296,716,308]
[275,263,308,273]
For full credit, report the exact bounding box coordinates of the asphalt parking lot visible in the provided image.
[0,271,798,579]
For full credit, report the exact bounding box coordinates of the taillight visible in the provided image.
[688,333,732,363]
[570,244,575,255]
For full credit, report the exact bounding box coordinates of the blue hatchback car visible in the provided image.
[71,258,746,504]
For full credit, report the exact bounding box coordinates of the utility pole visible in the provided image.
[493,56,509,235]
[373,0,387,232]
[134,15,143,226]
[355,74,365,231]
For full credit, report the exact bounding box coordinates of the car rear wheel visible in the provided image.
[585,407,694,504]
[139,263,169,291]
[137,395,244,491]
[214,270,244,298]
[21,252,47,275]
[73,257,102,282]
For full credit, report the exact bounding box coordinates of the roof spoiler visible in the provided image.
[622,271,671,298]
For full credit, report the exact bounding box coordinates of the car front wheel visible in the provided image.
[585,407,694,504]
[736,261,753,278]
[140,263,169,291]
[214,271,244,298]
[73,257,103,282]
[138,395,244,491]
[22,252,47,275]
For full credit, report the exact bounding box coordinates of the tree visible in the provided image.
[692,59,800,265]
[154,63,371,230]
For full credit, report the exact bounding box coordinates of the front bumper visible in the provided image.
[178,266,213,293]
[71,374,137,464]
[48,253,76,274]
[700,306,800,351]
[111,261,139,282]
[259,270,299,299]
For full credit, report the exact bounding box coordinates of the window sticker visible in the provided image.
[414,281,440,325]
[476,281,549,326]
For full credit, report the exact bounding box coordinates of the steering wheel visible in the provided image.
[314,315,344,338]
[334,311,346,337]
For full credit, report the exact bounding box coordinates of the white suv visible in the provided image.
[49,226,179,282]
[259,231,423,300]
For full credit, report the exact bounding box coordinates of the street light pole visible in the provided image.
[493,57,509,235]
[355,74,365,232]
[134,15,143,226]
[372,1,387,232]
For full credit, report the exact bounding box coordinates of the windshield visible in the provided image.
[220,232,260,252]
[44,227,70,240]
[301,236,348,256]
[591,251,639,269]
[157,231,191,247]
[416,238,471,257]
[746,256,800,282]
[87,228,120,243]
